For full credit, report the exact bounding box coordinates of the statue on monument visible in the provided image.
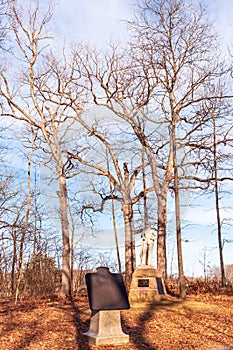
[129,223,166,304]
[139,224,157,266]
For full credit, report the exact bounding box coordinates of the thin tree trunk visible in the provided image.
[142,143,148,226]
[171,124,186,299]
[11,226,17,295]
[122,162,135,288]
[69,204,75,296]
[122,203,134,290]
[58,174,71,298]
[15,129,35,303]
[111,188,122,273]
[106,149,122,273]
[143,140,170,279]
[130,216,136,272]
[15,150,33,302]
[157,194,167,279]
[213,116,226,287]
[33,167,38,256]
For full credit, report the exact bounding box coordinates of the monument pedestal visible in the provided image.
[83,310,129,345]
[129,265,166,304]
[83,267,130,345]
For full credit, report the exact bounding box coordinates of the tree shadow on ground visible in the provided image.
[69,297,91,350]
[122,299,180,350]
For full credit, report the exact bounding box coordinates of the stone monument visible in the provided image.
[83,267,130,346]
[129,225,167,304]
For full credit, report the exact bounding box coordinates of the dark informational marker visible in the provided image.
[85,266,130,311]
[83,267,130,346]
[156,277,165,295]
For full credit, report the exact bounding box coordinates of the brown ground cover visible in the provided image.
[0,293,233,350]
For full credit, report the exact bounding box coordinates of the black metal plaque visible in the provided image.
[85,267,130,311]
[156,277,165,295]
[138,279,149,288]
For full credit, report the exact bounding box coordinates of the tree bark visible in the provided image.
[213,116,226,288]
[58,174,71,298]
[15,135,34,303]
[157,193,167,279]
[122,202,134,290]
[171,124,186,299]
[11,226,17,295]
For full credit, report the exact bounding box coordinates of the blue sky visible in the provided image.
[49,0,233,277]
[52,0,233,48]
[5,0,231,277]
[1,0,233,278]
[53,0,132,46]
[214,0,233,46]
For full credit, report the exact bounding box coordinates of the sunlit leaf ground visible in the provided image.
[0,293,233,349]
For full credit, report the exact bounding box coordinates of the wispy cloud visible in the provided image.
[208,0,233,48]
[184,205,233,226]
[52,0,233,51]
[53,0,132,46]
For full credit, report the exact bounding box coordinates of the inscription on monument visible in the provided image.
[138,279,149,288]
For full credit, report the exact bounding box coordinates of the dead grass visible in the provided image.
[0,294,233,349]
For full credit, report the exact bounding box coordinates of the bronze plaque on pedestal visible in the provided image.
[138,279,149,287]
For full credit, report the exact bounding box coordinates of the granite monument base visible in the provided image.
[129,265,167,304]
[83,310,129,345]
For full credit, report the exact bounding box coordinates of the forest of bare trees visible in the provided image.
[0,0,233,300]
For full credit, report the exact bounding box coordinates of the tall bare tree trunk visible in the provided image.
[69,205,75,297]
[142,143,148,226]
[11,226,17,295]
[33,167,38,256]
[142,140,172,279]
[130,215,136,272]
[58,174,71,298]
[15,152,33,302]
[122,203,134,290]
[111,186,122,274]
[213,116,226,287]
[15,129,35,303]
[157,194,167,278]
[106,150,122,273]
[171,124,186,299]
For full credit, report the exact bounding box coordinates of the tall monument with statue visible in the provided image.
[129,224,166,304]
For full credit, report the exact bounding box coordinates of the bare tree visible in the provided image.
[0,172,29,296]
[176,67,233,285]
[0,1,85,297]
[191,96,233,287]
[212,112,226,288]
[0,0,8,50]
[73,43,170,277]
[67,118,153,287]
[15,127,35,302]
[72,0,230,285]
[127,0,233,290]
[106,149,122,273]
